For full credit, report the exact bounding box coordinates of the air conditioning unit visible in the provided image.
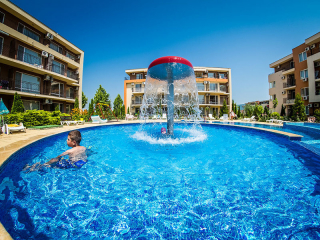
[303,96,308,100]
[311,44,316,49]
[45,99,52,104]
[45,32,54,40]
[277,65,280,69]
[281,76,285,80]
[143,82,146,85]
[308,104,313,107]
[75,70,79,74]
[131,83,134,86]
[315,62,320,67]
[303,78,308,82]
[282,90,286,94]
[44,75,53,81]
[315,103,319,107]
[42,51,48,57]
[75,87,79,91]
[206,93,209,96]
[305,47,310,51]
[204,81,208,84]
[132,73,135,75]
[49,54,54,60]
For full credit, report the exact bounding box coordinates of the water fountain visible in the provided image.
[140,56,201,135]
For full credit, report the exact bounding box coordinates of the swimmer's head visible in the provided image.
[68,130,82,146]
[161,127,166,134]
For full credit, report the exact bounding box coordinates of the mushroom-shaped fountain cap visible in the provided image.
[148,56,193,69]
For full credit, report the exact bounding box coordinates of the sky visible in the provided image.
[11,0,320,108]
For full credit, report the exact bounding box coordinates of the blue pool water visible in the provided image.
[1,123,320,239]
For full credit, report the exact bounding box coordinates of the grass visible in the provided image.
[28,125,62,130]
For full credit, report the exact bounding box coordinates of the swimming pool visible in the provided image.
[1,123,320,239]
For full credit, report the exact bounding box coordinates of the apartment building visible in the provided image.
[269,32,320,116]
[124,67,232,116]
[0,0,84,113]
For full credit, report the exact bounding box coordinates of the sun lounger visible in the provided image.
[60,116,78,126]
[126,114,137,120]
[266,119,276,123]
[250,116,256,122]
[161,113,167,119]
[208,114,215,120]
[6,123,26,135]
[152,115,160,120]
[91,115,108,123]
[275,120,283,124]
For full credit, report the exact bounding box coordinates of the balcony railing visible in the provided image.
[0,78,14,90]
[132,88,144,93]
[132,100,142,104]
[15,80,40,94]
[283,98,295,104]
[307,48,320,57]
[67,70,78,80]
[17,49,42,66]
[198,99,205,104]
[208,101,218,104]
[283,81,296,88]
[197,86,205,91]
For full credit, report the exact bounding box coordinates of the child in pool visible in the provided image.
[25,130,87,171]
[161,127,166,134]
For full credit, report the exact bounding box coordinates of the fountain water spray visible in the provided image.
[140,56,201,135]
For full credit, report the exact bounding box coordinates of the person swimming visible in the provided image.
[161,127,166,134]
[24,130,87,172]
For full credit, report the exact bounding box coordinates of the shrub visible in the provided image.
[314,109,320,122]
[271,112,280,119]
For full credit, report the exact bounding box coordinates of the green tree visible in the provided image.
[232,100,235,112]
[220,99,229,117]
[264,106,269,116]
[88,99,94,116]
[273,98,278,110]
[11,92,24,113]
[244,104,254,117]
[292,93,306,121]
[55,104,60,111]
[280,104,286,116]
[127,106,130,115]
[234,103,237,113]
[238,106,241,118]
[253,104,264,118]
[74,97,79,109]
[113,94,124,118]
[314,109,320,122]
[93,85,111,117]
[82,92,88,109]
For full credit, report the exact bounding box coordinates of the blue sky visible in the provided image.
[11,0,320,107]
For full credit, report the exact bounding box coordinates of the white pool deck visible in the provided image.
[0,119,303,239]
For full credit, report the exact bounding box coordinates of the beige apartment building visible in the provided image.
[269,32,320,116]
[0,0,84,112]
[124,67,232,116]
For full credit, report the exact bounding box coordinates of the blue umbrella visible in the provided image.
[0,98,9,131]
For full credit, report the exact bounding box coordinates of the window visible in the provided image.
[51,81,64,97]
[49,42,62,54]
[17,23,39,42]
[301,88,309,97]
[22,100,40,110]
[209,95,218,104]
[290,61,295,68]
[298,52,307,62]
[300,69,308,79]
[269,81,275,88]
[66,86,74,99]
[220,84,227,92]
[17,45,42,66]
[52,60,65,75]
[66,104,73,113]
[0,11,4,23]
[306,106,309,115]
[66,51,76,61]
[0,37,3,54]
[195,72,203,78]
[219,73,226,79]
[208,72,214,78]
[198,95,204,104]
[136,73,144,79]
[197,83,204,91]
[209,83,218,91]
[51,103,63,112]
[15,72,40,94]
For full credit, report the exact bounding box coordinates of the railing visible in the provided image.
[124,77,129,80]
[198,99,205,104]
[220,98,228,105]
[132,100,142,104]
[197,86,205,91]
[132,88,144,93]
[15,80,40,94]
[45,63,65,76]
[17,49,42,66]
[67,70,78,80]
[207,101,218,104]
[0,78,14,90]
[283,98,295,104]
[307,48,320,57]
[283,81,296,88]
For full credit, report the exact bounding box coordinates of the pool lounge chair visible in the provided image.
[60,116,78,126]
[152,115,160,120]
[266,119,276,123]
[91,115,108,124]
[250,116,256,122]
[275,119,283,124]
[6,123,26,135]
[161,113,167,120]
[208,114,215,120]
[126,114,137,121]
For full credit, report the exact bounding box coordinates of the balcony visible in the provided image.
[0,19,80,64]
[197,86,205,91]
[307,48,320,57]
[283,98,295,105]
[132,88,144,93]
[282,67,295,75]
[132,100,143,105]
[0,44,79,85]
[283,81,296,89]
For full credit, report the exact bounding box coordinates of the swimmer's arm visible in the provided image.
[44,150,72,165]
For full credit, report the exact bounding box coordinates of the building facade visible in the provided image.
[268,32,320,116]
[0,0,84,113]
[124,67,232,116]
